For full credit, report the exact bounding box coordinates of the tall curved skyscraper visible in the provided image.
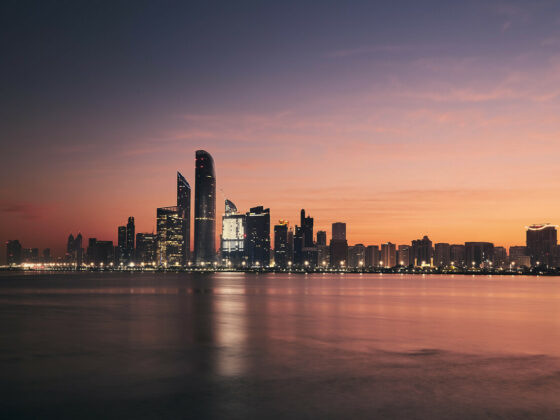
[193,150,216,265]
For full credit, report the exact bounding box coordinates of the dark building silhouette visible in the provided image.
[450,244,466,267]
[411,235,433,266]
[22,248,39,263]
[348,244,366,268]
[136,233,157,265]
[67,233,83,266]
[493,246,507,268]
[287,227,294,265]
[465,242,494,267]
[6,240,22,265]
[126,216,135,261]
[157,206,183,267]
[366,245,380,267]
[300,209,314,247]
[317,230,327,246]
[87,238,114,266]
[434,243,451,267]
[526,224,557,267]
[293,226,304,266]
[42,248,51,263]
[117,226,127,264]
[221,199,246,267]
[381,242,397,267]
[177,171,191,265]
[245,206,270,267]
[332,222,346,241]
[194,150,216,265]
[274,222,289,268]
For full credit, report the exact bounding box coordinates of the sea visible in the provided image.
[1,271,559,419]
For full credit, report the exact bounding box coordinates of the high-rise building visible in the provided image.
[157,206,184,267]
[22,248,39,263]
[411,236,433,266]
[6,240,22,265]
[126,216,135,260]
[177,172,191,265]
[493,246,507,268]
[332,222,346,241]
[86,238,114,266]
[274,221,289,268]
[66,233,83,266]
[397,245,411,266]
[329,238,348,268]
[245,206,270,267]
[221,199,246,267]
[526,224,558,267]
[136,233,157,265]
[194,150,216,265]
[465,242,494,268]
[381,242,397,268]
[300,209,314,247]
[366,245,380,268]
[287,227,294,265]
[317,230,327,246]
[293,226,304,266]
[348,244,366,268]
[434,243,450,267]
[450,244,465,267]
[509,246,530,267]
[117,226,127,263]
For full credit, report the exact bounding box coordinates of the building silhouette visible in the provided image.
[465,242,494,268]
[526,223,557,267]
[177,172,191,265]
[411,236,433,266]
[300,209,314,247]
[381,242,397,268]
[194,150,216,265]
[397,245,411,266]
[450,244,465,267]
[136,233,157,265]
[6,240,22,265]
[434,243,450,267]
[66,233,83,266]
[221,199,246,267]
[332,222,346,241]
[117,226,127,264]
[366,245,380,268]
[126,216,135,261]
[316,230,327,246]
[274,221,289,268]
[245,206,270,267]
[87,238,114,266]
[348,244,365,268]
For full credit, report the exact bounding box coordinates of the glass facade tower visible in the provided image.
[194,150,216,265]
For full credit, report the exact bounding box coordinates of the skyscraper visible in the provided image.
[526,223,558,267]
[411,236,433,266]
[450,244,465,267]
[157,206,183,267]
[366,245,380,268]
[221,199,246,267]
[397,245,411,266]
[245,206,270,267]
[316,231,327,246]
[381,242,397,268]
[274,221,289,268]
[348,244,366,268]
[434,243,450,267]
[126,216,135,260]
[194,150,216,265]
[136,233,157,265]
[300,209,314,247]
[177,172,191,265]
[117,226,127,264]
[332,222,346,241]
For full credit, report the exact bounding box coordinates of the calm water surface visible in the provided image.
[1,272,560,419]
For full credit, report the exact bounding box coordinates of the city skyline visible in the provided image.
[3,1,560,261]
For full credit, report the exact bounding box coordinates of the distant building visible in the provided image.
[42,248,51,263]
[332,222,346,241]
[6,240,22,265]
[293,226,304,266]
[126,216,135,262]
[411,236,433,266]
[348,244,366,268]
[87,238,114,266]
[397,245,411,266]
[22,248,39,263]
[526,224,558,267]
[366,245,380,268]
[274,221,289,268]
[177,172,191,265]
[194,150,216,265]
[317,243,330,267]
[245,206,270,267]
[66,233,83,266]
[465,242,494,268]
[136,233,157,265]
[117,226,127,263]
[450,244,465,267]
[221,199,246,267]
[316,230,327,246]
[301,209,314,247]
[330,239,348,268]
[381,242,397,268]
[157,206,183,267]
[493,247,507,268]
[287,227,294,265]
[434,243,450,268]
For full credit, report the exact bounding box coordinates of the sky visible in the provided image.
[2,0,560,260]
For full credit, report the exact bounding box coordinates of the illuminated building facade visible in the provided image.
[450,244,465,267]
[493,246,507,268]
[136,233,157,265]
[411,236,433,266]
[177,172,191,265]
[348,244,365,268]
[526,223,558,267]
[221,199,246,267]
[245,206,270,267]
[194,150,216,265]
[397,245,411,266]
[157,206,183,267]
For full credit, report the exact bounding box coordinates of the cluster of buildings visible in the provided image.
[4,150,560,271]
